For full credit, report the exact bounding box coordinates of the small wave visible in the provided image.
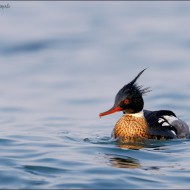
[23,165,68,177]
[83,136,116,145]
[83,134,190,151]
[0,138,17,145]
[1,39,57,55]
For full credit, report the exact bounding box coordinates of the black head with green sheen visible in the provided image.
[99,68,150,117]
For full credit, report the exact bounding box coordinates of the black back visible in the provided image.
[144,110,177,139]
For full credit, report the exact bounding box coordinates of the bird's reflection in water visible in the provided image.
[116,138,166,150]
[106,141,163,169]
[117,143,145,150]
[109,156,141,169]
[104,142,143,169]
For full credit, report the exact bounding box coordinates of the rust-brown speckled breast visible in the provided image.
[113,114,149,142]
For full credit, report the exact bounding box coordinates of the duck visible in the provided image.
[99,69,190,142]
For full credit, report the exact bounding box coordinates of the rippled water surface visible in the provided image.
[1,1,190,189]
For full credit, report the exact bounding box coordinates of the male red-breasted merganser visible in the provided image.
[99,69,189,142]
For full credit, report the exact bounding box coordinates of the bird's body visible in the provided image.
[112,110,189,142]
[99,69,190,142]
[113,112,149,142]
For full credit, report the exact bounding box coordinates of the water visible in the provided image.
[0,1,190,189]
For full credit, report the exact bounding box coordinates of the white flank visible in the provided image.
[171,130,177,135]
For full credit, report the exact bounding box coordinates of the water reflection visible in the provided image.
[117,143,146,150]
[107,154,141,169]
[104,140,168,169]
[116,138,169,150]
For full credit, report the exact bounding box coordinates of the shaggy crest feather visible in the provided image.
[133,83,151,96]
[118,68,151,97]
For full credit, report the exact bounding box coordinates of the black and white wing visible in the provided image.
[160,115,190,138]
[144,110,190,139]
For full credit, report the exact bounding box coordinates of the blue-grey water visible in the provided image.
[1,1,190,189]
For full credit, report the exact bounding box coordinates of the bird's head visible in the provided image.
[99,68,150,117]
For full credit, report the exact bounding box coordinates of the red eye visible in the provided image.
[124,99,129,104]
